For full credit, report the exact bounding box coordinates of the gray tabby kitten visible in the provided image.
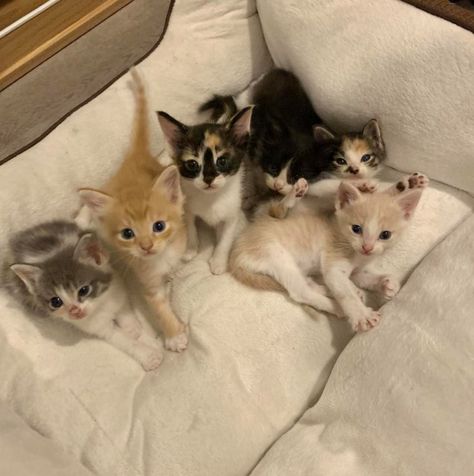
[5,220,162,371]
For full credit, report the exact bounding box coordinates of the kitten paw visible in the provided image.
[140,348,163,371]
[165,331,188,352]
[209,256,227,275]
[294,178,309,198]
[380,275,400,300]
[120,321,142,340]
[351,310,381,332]
[408,172,429,189]
[356,180,378,193]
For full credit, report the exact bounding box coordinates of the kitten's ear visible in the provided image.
[73,233,109,266]
[363,119,384,153]
[153,165,183,205]
[336,182,362,210]
[157,111,187,156]
[396,189,423,220]
[10,264,42,294]
[228,106,253,145]
[78,189,113,217]
[313,125,335,143]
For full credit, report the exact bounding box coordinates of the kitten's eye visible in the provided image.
[50,296,63,309]
[153,221,166,233]
[216,156,227,169]
[379,230,392,240]
[120,228,135,240]
[351,224,363,234]
[336,158,347,165]
[185,160,200,172]
[78,285,91,298]
[361,154,372,163]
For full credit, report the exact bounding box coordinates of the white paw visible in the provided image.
[380,275,400,300]
[294,178,309,198]
[120,321,142,340]
[140,348,163,371]
[209,256,227,275]
[351,310,381,332]
[408,172,429,189]
[356,179,378,193]
[183,248,198,262]
[165,331,188,352]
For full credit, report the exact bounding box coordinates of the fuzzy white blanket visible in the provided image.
[252,214,474,476]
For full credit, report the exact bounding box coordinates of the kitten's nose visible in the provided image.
[362,244,374,254]
[140,241,153,252]
[274,179,284,191]
[69,305,84,319]
[349,167,359,175]
[203,176,215,185]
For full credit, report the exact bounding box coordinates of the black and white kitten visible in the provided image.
[5,220,162,371]
[200,69,385,200]
[157,107,252,274]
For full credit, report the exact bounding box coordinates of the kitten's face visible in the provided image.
[335,183,422,257]
[11,234,112,320]
[157,107,252,193]
[80,166,184,260]
[320,120,385,180]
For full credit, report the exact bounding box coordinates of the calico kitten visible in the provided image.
[201,69,385,202]
[78,69,189,352]
[5,221,162,371]
[229,179,426,332]
[157,107,252,274]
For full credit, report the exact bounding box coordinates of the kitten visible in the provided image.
[78,69,189,352]
[200,69,385,202]
[5,221,162,371]
[156,106,252,274]
[229,180,425,332]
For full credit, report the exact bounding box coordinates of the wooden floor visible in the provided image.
[0,0,133,91]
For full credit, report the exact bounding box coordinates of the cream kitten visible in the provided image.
[157,107,252,275]
[6,221,162,371]
[230,180,425,331]
[78,69,188,352]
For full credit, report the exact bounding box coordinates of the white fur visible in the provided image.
[182,168,246,274]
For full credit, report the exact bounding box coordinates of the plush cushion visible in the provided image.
[252,214,474,476]
[257,0,474,194]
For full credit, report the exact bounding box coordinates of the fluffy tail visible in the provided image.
[229,254,283,292]
[127,67,155,165]
[199,95,238,123]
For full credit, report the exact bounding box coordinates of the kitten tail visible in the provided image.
[229,257,283,292]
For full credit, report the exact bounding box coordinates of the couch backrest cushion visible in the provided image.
[257,0,474,194]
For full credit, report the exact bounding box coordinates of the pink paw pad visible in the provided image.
[408,173,429,189]
[294,178,308,198]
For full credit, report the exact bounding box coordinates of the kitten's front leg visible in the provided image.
[99,323,163,371]
[209,213,245,275]
[351,269,400,301]
[385,172,429,196]
[269,178,308,219]
[116,313,142,340]
[183,212,199,262]
[323,260,381,332]
[146,290,188,352]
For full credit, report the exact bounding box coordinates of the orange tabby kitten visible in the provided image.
[78,69,188,352]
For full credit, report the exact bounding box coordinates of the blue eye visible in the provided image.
[78,285,91,298]
[361,154,372,163]
[352,224,362,234]
[120,228,135,240]
[185,160,200,172]
[50,296,63,309]
[336,158,347,165]
[379,230,392,240]
[216,156,227,169]
[153,221,166,233]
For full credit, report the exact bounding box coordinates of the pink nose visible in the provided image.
[140,242,153,251]
[362,244,374,253]
[69,306,83,318]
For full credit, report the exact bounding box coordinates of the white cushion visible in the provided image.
[257,0,474,194]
